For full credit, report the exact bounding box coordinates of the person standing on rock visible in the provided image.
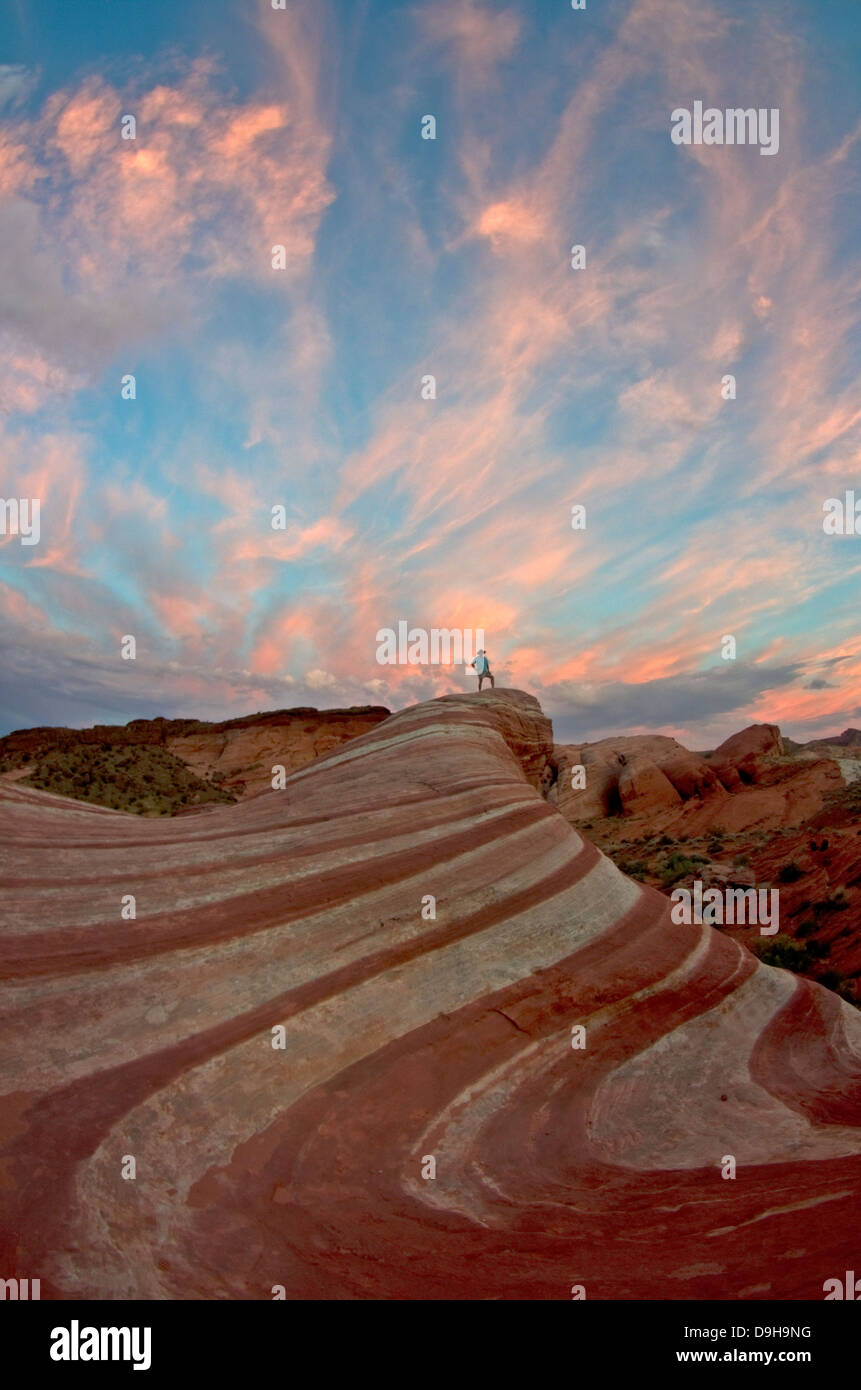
[470,649,495,690]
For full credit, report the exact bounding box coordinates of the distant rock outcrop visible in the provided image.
[0,706,390,808]
[711,723,785,763]
[1,689,858,1300]
[807,728,861,750]
[555,723,843,836]
[164,707,391,799]
[709,722,784,791]
[553,734,694,820]
[553,720,860,1005]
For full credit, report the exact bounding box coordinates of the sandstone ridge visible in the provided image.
[0,705,391,806]
[1,688,858,1299]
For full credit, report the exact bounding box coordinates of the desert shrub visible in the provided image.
[617,859,649,880]
[660,853,705,885]
[777,862,804,883]
[813,895,850,915]
[753,935,812,972]
[16,738,237,815]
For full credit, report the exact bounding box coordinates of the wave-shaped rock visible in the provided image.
[0,690,859,1299]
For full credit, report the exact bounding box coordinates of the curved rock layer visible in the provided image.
[1,690,859,1300]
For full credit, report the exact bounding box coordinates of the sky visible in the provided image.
[0,0,859,747]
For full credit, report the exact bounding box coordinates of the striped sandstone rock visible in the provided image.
[0,689,858,1299]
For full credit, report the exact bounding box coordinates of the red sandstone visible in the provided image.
[0,690,859,1300]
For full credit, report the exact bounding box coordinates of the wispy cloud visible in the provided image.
[0,0,858,743]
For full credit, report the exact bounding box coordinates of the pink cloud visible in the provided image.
[0,341,82,413]
[475,198,547,250]
[4,39,333,299]
[0,428,89,576]
[418,0,521,75]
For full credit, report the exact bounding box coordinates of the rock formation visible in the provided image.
[808,728,861,750]
[0,689,859,1299]
[0,706,390,807]
[555,724,845,837]
[163,706,391,799]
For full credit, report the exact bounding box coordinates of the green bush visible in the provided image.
[659,852,707,885]
[617,859,649,880]
[753,935,812,972]
[13,741,236,816]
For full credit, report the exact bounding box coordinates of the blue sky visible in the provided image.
[0,0,859,746]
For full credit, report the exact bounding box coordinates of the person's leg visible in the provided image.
[478,674,485,690]
[489,673,495,687]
